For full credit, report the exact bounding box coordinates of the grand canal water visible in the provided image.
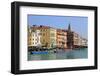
[28,48,88,61]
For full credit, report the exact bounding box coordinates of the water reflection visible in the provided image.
[28,48,88,61]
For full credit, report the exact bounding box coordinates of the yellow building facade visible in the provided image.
[50,28,56,48]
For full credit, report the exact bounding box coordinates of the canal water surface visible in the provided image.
[28,48,88,61]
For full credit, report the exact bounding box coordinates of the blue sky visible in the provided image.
[28,15,88,39]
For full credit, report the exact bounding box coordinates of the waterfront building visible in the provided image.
[31,25,50,48]
[28,24,87,49]
[81,38,88,47]
[28,27,41,47]
[78,36,83,46]
[72,32,80,48]
[39,25,50,48]
[57,29,67,49]
[31,25,57,48]
[67,24,88,48]
[50,28,57,48]
[72,32,88,48]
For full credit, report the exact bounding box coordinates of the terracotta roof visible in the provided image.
[57,29,67,32]
[31,25,51,29]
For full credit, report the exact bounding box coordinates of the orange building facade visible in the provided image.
[56,29,67,49]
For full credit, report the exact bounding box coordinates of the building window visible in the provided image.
[38,33,41,35]
[43,33,45,36]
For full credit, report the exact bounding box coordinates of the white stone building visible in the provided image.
[28,28,41,47]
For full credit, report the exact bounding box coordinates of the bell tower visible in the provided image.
[68,23,71,31]
[67,24,73,49]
